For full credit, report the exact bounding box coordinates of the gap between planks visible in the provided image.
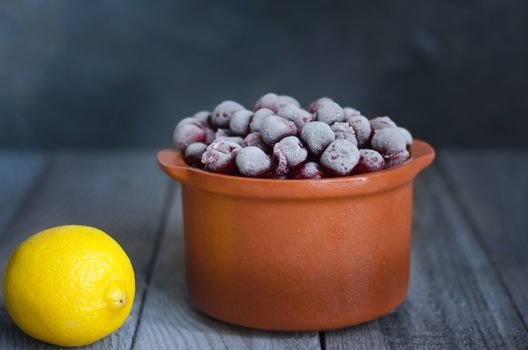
[130,182,177,349]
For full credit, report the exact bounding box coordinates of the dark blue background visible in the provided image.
[1,1,527,149]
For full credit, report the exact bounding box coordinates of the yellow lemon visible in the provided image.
[3,225,135,347]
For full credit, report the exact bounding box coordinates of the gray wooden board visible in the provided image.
[132,185,322,350]
[0,152,171,349]
[440,151,528,328]
[0,153,47,234]
[324,166,528,349]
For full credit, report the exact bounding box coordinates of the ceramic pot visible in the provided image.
[157,140,435,331]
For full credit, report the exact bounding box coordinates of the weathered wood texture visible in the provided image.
[132,186,321,350]
[440,151,528,328]
[0,153,46,233]
[0,152,171,349]
[325,166,528,349]
[0,151,527,350]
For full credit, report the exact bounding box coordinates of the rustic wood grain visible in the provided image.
[440,151,528,328]
[132,186,322,350]
[325,167,528,349]
[0,153,47,234]
[0,152,172,349]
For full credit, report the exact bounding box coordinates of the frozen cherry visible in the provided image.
[371,128,407,157]
[173,119,206,151]
[320,139,360,176]
[346,114,371,147]
[397,126,413,146]
[272,136,308,175]
[292,162,327,179]
[255,93,300,112]
[260,115,298,146]
[201,140,242,174]
[205,127,215,144]
[384,149,410,168]
[236,146,272,178]
[343,107,361,118]
[279,95,300,108]
[215,128,232,138]
[308,97,332,113]
[314,99,345,124]
[370,116,396,131]
[243,132,268,151]
[177,116,200,126]
[184,142,208,168]
[255,93,278,110]
[229,109,253,135]
[331,122,357,146]
[215,136,244,146]
[353,149,385,174]
[211,100,244,127]
[249,108,274,132]
[300,121,335,156]
[193,111,211,126]
[277,103,312,130]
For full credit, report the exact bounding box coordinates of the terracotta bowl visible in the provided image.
[157,140,435,331]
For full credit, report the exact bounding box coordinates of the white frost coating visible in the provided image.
[356,149,385,172]
[300,121,335,155]
[314,99,345,124]
[370,116,396,131]
[185,142,207,158]
[243,132,268,151]
[278,95,300,108]
[273,136,308,175]
[298,162,324,178]
[211,100,244,127]
[193,111,211,125]
[255,93,300,112]
[277,103,312,130]
[229,109,254,135]
[371,128,407,155]
[346,114,371,147]
[397,127,413,146]
[384,149,410,168]
[343,107,361,118]
[184,142,208,166]
[308,97,333,113]
[236,146,272,177]
[214,136,244,146]
[331,122,357,146]
[173,120,205,151]
[260,115,297,146]
[250,108,274,132]
[201,140,242,173]
[320,139,360,176]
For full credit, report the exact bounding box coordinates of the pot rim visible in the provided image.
[157,139,435,199]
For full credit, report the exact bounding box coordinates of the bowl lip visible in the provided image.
[158,139,435,199]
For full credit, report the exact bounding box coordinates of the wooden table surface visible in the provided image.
[0,150,526,350]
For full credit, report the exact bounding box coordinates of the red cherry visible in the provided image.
[320,139,360,176]
[292,162,327,179]
[235,146,272,177]
[201,140,242,174]
[260,115,297,146]
[353,149,385,174]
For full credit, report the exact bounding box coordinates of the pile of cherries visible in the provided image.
[173,93,413,179]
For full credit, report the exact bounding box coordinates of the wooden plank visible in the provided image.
[132,186,322,350]
[0,151,171,349]
[0,152,47,233]
[325,166,528,349]
[440,151,528,327]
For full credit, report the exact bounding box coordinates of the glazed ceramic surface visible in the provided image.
[157,140,435,331]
